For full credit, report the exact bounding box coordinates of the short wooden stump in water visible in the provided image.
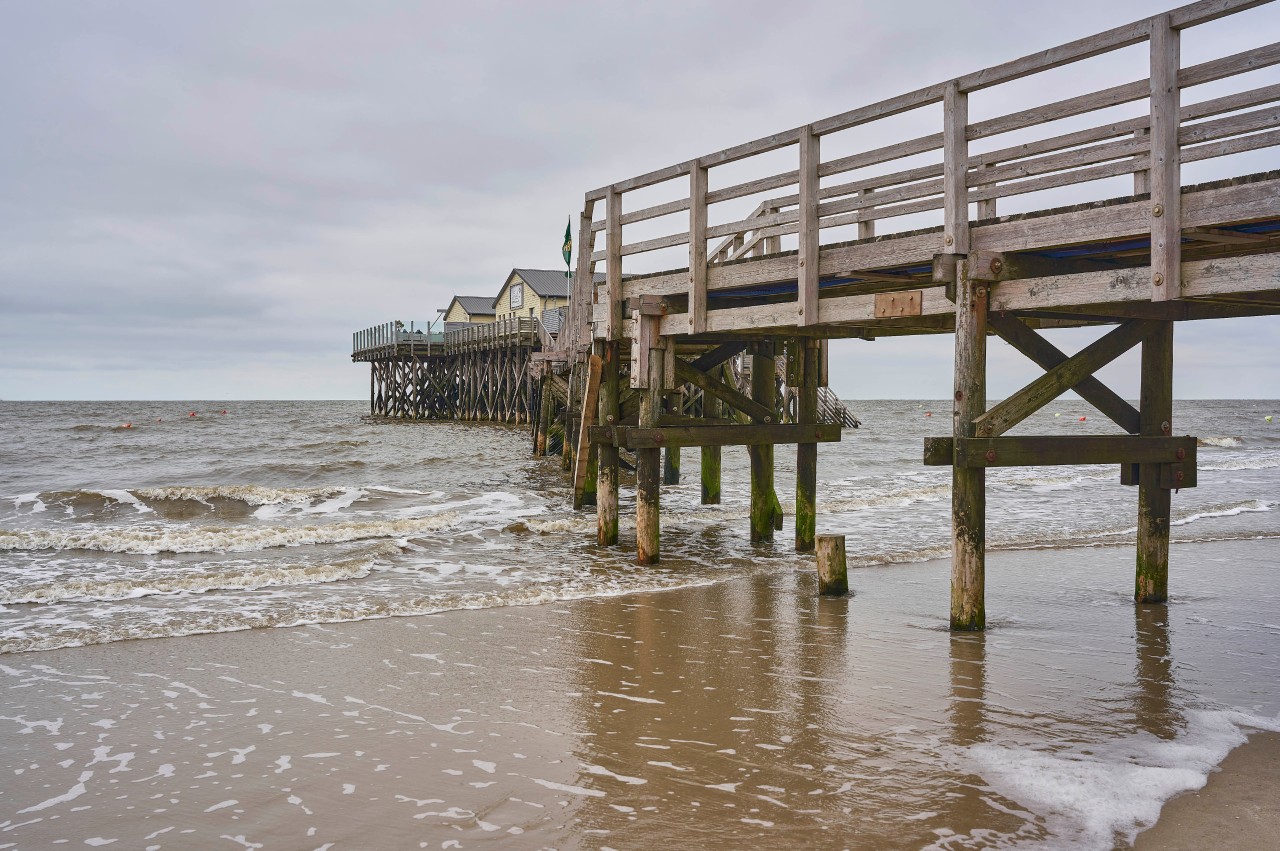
[816,534,849,596]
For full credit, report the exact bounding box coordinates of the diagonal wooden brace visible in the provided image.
[988,313,1141,434]
[973,319,1155,437]
[674,358,774,423]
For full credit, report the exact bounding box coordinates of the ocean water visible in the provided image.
[1,399,1276,654]
[1,399,1278,849]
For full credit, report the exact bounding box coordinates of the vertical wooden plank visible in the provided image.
[606,188,624,339]
[573,353,604,508]
[764,207,782,255]
[798,126,820,326]
[569,204,596,350]
[1149,15,1180,302]
[943,81,970,255]
[816,535,849,596]
[857,188,875,240]
[795,339,820,553]
[636,320,664,565]
[688,162,709,334]
[597,341,621,545]
[951,258,988,631]
[749,342,777,543]
[1133,127,1151,195]
[976,164,997,220]
[663,447,681,485]
[1136,322,1173,603]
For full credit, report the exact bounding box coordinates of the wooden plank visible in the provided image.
[689,341,747,373]
[605,189,623,340]
[689,162,709,334]
[924,435,1196,466]
[987,312,1141,434]
[749,345,779,542]
[701,366,723,505]
[875,290,923,318]
[795,340,820,553]
[569,200,598,352]
[598,422,841,449]
[597,342,621,545]
[944,81,969,255]
[673,358,775,423]
[636,322,664,565]
[974,320,1154,437]
[798,126,820,326]
[1150,14,1182,302]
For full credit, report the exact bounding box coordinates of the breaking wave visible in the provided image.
[0,513,460,555]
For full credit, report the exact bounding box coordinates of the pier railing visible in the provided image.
[572,0,1279,342]
[353,321,443,358]
[442,316,539,353]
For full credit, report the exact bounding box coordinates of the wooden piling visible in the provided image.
[700,372,722,505]
[816,535,848,596]
[951,261,988,631]
[637,324,664,565]
[535,376,551,456]
[597,341,620,546]
[1136,322,1174,603]
[749,342,777,543]
[663,447,681,485]
[796,339,819,552]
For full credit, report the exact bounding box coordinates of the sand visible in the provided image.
[1133,731,1280,850]
[1,541,1278,849]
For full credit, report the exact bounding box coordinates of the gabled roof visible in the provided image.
[448,295,496,316]
[509,268,605,299]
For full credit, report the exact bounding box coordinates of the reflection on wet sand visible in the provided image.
[1134,604,1181,740]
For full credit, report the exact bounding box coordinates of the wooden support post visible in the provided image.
[572,355,603,509]
[700,371,722,505]
[688,161,709,334]
[636,320,664,565]
[798,125,820,326]
[816,535,848,596]
[663,446,681,485]
[597,341,621,546]
[943,80,970,256]
[795,339,819,552]
[535,376,552,456]
[1136,322,1174,603]
[952,259,988,631]
[749,342,777,543]
[1149,14,1180,302]
[605,187,624,339]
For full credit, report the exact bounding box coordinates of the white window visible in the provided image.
[509,282,523,309]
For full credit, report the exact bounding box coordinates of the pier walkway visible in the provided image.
[554,0,1280,628]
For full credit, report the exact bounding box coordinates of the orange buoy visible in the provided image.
[122,423,132,429]
[221,409,227,415]
[189,412,197,417]
[1079,416,1087,421]
[925,412,932,417]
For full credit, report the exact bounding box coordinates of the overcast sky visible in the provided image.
[2,0,1277,401]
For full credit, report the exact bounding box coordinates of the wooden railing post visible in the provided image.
[798,125,820,326]
[689,161,709,334]
[1149,13,1180,302]
[857,188,875,240]
[943,81,970,256]
[606,188,624,340]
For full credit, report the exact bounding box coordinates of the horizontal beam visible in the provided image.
[673,358,775,423]
[923,435,1197,467]
[592,423,843,449]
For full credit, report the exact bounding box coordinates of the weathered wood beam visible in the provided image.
[689,341,747,373]
[1150,14,1181,301]
[1137,323,1174,602]
[987,312,1142,434]
[924,435,1196,467]
[972,320,1155,438]
[591,422,841,449]
[796,340,820,553]
[597,342,621,546]
[951,261,987,632]
[673,358,775,423]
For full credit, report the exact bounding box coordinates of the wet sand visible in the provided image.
[1133,731,1280,850]
[1,539,1278,849]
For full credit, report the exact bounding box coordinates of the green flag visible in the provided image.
[562,219,572,267]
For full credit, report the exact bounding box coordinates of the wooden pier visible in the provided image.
[541,0,1280,629]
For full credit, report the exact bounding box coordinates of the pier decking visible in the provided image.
[554,0,1280,628]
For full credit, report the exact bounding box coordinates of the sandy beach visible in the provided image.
[2,538,1277,849]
